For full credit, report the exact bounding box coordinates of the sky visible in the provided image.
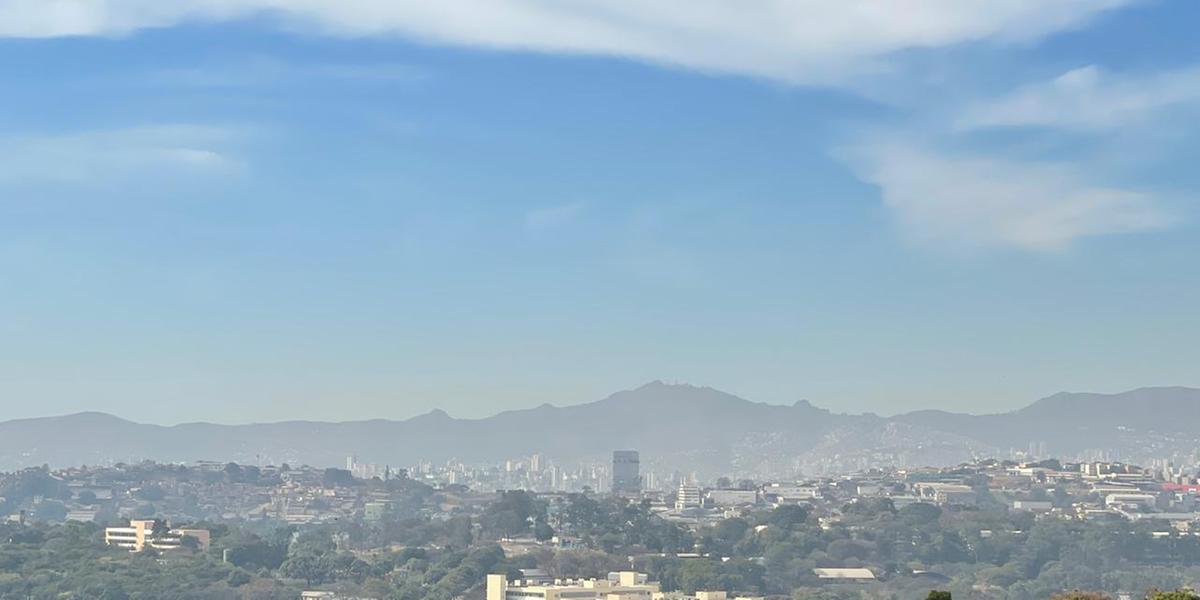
[0,1,1198,424]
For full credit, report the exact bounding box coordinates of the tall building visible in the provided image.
[675,484,702,510]
[612,450,641,495]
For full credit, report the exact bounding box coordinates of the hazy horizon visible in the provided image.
[2,1,1198,424]
[5,380,1200,427]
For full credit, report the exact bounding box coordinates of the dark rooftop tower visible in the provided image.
[611,450,641,495]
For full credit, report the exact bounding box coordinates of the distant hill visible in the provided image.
[1,382,1198,475]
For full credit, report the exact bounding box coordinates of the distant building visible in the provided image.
[762,483,820,502]
[65,510,98,523]
[676,484,702,510]
[706,489,758,507]
[1011,500,1054,512]
[486,571,737,600]
[301,593,379,600]
[1104,493,1158,511]
[612,450,641,495]
[104,520,210,553]
[912,483,978,506]
[813,568,877,583]
[364,501,390,522]
[488,571,656,600]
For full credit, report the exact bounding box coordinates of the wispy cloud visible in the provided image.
[0,0,1135,84]
[524,201,586,231]
[843,139,1171,251]
[152,56,426,88]
[0,124,243,185]
[957,65,1200,132]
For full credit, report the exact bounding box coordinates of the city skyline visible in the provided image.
[2,1,1199,424]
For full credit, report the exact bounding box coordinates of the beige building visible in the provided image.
[487,572,735,600]
[104,519,211,552]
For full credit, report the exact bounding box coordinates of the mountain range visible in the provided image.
[2,382,1198,476]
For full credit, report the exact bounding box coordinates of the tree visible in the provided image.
[281,553,331,585]
[78,490,98,505]
[899,502,942,525]
[151,519,170,539]
[134,485,165,502]
[766,505,808,531]
[1145,591,1200,600]
[534,520,555,542]
[794,588,861,600]
[33,500,67,522]
[322,468,355,488]
[481,490,542,538]
[227,570,251,587]
[1050,593,1112,600]
[927,592,952,600]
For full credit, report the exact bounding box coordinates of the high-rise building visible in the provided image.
[611,450,641,495]
[675,484,702,510]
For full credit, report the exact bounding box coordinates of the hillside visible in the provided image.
[1,383,1197,475]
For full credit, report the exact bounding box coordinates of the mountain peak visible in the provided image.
[415,408,452,421]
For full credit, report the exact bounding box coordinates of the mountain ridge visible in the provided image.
[1,383,1196,475]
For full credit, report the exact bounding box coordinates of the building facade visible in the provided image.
[612,450,641,495]
[104,519,211,552]
[487,572,734,600]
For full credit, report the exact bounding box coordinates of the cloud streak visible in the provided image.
[524,201,586,231]
[958,65,1200,131]
[152,56,427,88]
[0,0,1135,83]
[0,125,241,185]
[844,139,1171,251]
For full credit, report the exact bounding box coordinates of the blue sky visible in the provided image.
[0,0,1197,424]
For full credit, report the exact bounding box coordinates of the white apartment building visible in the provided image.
[104,519,211,553]
[676,485,702,510]
[761,484,820,502]
[486,572,734,600]
[1104,493,1158,511]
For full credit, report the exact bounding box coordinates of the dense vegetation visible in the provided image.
[6,486,1200,598]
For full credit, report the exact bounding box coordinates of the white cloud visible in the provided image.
[0,0,1134,83]
[958,65,1200,131]
[524,201,586,231]
[844,139,1170,251]
[0,124,241,185]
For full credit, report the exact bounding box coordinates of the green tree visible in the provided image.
[322,468,355,488]
[766,505,809,531]
[1145,591,1200,600]
[534,520,555,542]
